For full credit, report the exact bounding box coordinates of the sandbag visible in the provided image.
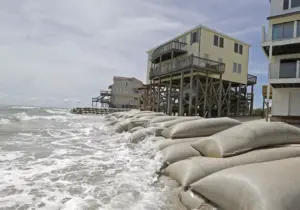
[134,112,166,119]
[149,116,180,124]
[130,127,164,143]
[156,137,205,150]
[192,121,300,158]
[190,157,300,210]
[165,145,300,187]
[162,117,241,139]
[152,117,201,128]
[114,119,148,133]
[152,136,167,142]
[179,190,206,209]
[129,126,144,133]
[160,143,201,166]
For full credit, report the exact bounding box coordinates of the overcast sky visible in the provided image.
[0,0,269,108]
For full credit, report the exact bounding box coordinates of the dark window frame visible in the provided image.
[214,35,219,46]
[233,62,237,73]
[219,37,224,48]
[234,43,239,53]
[239,44,243,54]
[213,35,224,48]
[272,21,294,40]
[192,31,198,43]
[283,0,289,9]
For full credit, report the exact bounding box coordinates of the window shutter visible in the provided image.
[190,32,193,45]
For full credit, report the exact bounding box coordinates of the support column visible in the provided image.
[203,71,209,117]
[218,74,223,117]
[168,75,173,115]
[297,60,300,78]
[266,44,273,121]
[262,96,265,119]
[250,84,254,116]
[208,78,213,118]
[179,72,184,116]
[157,78,161,112]
[227,82,232,116]
[188,69,194,116]
[236,86,240,117]
[195,75,200,116]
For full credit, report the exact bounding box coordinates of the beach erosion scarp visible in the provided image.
[89,109,300,210]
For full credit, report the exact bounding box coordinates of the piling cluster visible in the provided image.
[105,110,300,210]
[71,107,131,115]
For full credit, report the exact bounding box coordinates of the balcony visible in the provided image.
[151,41,187,64]
[100,90,111,96]
[247,74,257,85]
[269,63,300,88]
[149,55,225,79]
[261,25,300,56]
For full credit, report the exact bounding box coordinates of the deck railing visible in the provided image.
[151,41,187,61]
[247,74,257,84]
[150,55,225,78]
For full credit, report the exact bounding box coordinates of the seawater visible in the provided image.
[0,105,180,210]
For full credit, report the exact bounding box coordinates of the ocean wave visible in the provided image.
[10,106,37,110]
[6,112,69,122]
[0,118,11,124]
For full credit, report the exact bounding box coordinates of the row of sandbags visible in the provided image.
[105,111,300,210]
[159,122,300,210]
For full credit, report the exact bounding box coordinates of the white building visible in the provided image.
[262,0,300,122]
[110,76,144,108]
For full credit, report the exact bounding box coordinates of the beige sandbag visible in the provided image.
[179,190,206,209]
[156,137,205,150]
[134,112,166,119]
[160,143,201,166]
[192,121,300,158]
[190,157,300,210]
[152,117,201,128]
[129,126,144,133]
[165,145,300,187]
[130,127,164,143]
[152,136,166,142]
[114,119,148,133]
[149,116,180,124]
[162,117,241,139]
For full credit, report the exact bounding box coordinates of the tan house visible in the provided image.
[110,76,144,108]
[145,25,256,117]
[261,0,300,122]
[146,25,251,85]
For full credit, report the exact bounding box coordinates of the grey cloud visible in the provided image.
[0,0,268,107]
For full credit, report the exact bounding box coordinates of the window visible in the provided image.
[283,0,289,9]
[234,43,243,54]
[297,21,300,37]
[125,82,128,86]
[204,53,209,59]
[218,57,223,63]
[233,62,237,72]
[280,59,297,78]
[192,31,197,43]
[214,35,219,46]
[213,35,224,48]
[239,45,243,54]
[238,64,242,73]
[234,43,239,53]
[219,37,224,48]
[292,0,300,8]
[272,21,294,40]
